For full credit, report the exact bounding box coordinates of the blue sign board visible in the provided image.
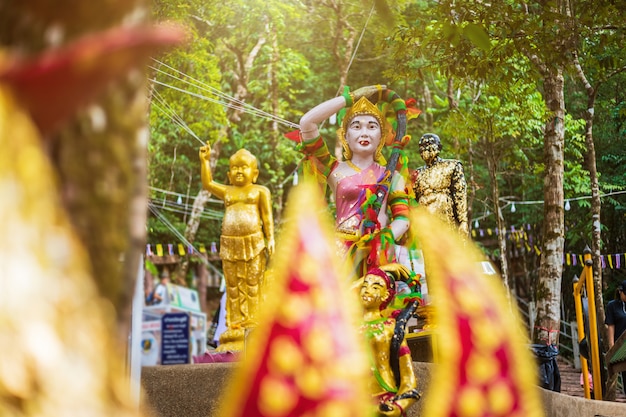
[161,312,190,365]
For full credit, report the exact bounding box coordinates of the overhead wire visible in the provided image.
[150,198,223,220]
[499,189,626,206]
[151,90,203,144]
[147,64,303,219]
[472,189,626,224]
[148,201,224,278]
[148,0,376,186]
[150,186,222,204]
[149,186,224,220]
[152,58,298,127]
[150,6,625,229]
[149,59,299,129]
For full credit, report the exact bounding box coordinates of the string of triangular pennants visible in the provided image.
[471,225,625,269]
[146,242,219,257]
[561,252,625,269]
[147,238,625,270]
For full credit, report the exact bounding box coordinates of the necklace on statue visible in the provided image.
[361,317,388,338]
[346,160,362,172]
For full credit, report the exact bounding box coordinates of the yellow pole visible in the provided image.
[584,249,602,400]
[573,278,591,399]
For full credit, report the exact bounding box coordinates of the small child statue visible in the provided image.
[200,143,274,352]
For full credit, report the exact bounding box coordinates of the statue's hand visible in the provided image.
[378,401,401,417]
[352,85,386,102]
[379,263,411,283]
[199,141,211,161]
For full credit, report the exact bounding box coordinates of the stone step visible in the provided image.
[556,356,626,402]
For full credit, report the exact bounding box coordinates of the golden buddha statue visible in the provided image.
[412,133,468,236]
[199,143,275,352]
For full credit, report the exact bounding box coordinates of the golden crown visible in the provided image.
[341,96,385,131]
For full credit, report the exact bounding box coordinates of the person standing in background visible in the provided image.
[151,272,170,305]
[605,279,626,393]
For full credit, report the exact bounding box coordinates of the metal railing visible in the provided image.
[514,250,624,400]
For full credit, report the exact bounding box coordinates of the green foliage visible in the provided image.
[145,259,159,277]
[147,0,626,297]
[149,0,228,246]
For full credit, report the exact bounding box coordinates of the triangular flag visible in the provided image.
[404,98,422,122]
[219,181,370,417]
[283,129,301,142]
[409,209,544,417]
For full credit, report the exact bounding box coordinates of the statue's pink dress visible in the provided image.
[332,162,386,237]
[299,135,408,276]
[299,135,388,263]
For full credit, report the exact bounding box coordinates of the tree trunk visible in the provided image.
[534,68,566,346]
[176,188,214,285]
[269,21,284,223]
[466,138,475,227]
[482,120,510,298]
[415,72,433,128]
[446,77,462,159]
[573,55,607,351]
[488,152,511,296]
[584,94,606,348]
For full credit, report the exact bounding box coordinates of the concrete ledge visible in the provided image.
[141,362,626,417]
[539,388,626,417]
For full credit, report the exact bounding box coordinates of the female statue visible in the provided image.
[296,86,415,274]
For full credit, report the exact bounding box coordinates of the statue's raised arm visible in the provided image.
[199,141,227,200]
[299,85,386,141]
[293,85,418,277]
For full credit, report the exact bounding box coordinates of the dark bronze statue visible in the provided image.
[412,133,468,236]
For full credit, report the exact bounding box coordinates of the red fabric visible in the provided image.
[390,203,409,218]
[221,196,370,417]
[0,24,184,135]
[283,129,301,141]
[398,345,411,357]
